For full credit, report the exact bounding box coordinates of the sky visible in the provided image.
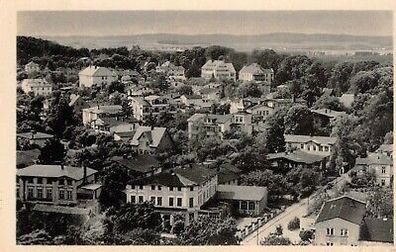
[17,11,393,37]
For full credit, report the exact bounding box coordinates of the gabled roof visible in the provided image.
[359,217,394,243]
[16,164,97,181]
[113,155,161,174]
[83,105,123,115]
[376,144,393,153]
[311,108,346,118]
[17,149,41,168]
[79,66,113,77]
[69,94,82,106]
[267,149,327,164]
[202,60,236,73]
[174,164,217,185]
[239,63,273,75]
[284,134,337,145]
[316,196,366,225]
[130,126,167,148]
[355,152,393,166]
[217,185,267,201]
[131,97,150,106]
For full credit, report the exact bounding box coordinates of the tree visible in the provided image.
[260,233,291,245]
[287,217,300,231]
[177,85,193,96]
[17,229,54,245]
[312,95,345,111]
[366,187,393,218]
[238,81,263,98]
[177,216,239,245]
[261,108,288,153]
[107,81,125,94]
[284,105,314,135]
[383,131,393,144]
[38,138,65,164]
[299,230,314,242]
[99,163,130,209]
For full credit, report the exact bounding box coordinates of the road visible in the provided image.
[241,198,309,245]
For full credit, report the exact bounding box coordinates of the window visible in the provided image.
[340,229,348,236]
[158,186,162,191]
[169,197,174,206]
[139,185,143,190]
[131,185,135,189]
[67,191,73,200]
[59,190,65,200]
[189,198,194,208]
[28,188,33,198]
[27,177,33,183]
[300,144,304,149]
[37,178,43,184]
[319,146,324,151]
[169,187,173,191]
[381,179,386,186]
[313,146,317,151]
[59,179,64,186]
[37,188,43,199]
[151,185,156,190]
[157,197,162,206]
[249,201,256,211]
[177,198,182,207]
[241,201,247,210]
[150,196,156,203]
[190,187,194,191]
[326,228,334,236]
[46,188,52,199]
[177,187,182,191]
[326,242,334,246]
[16,187,19,197]
[139,196,144,203]
[382,167,386,174]
[325,146,329,152]
[131,195,136,203]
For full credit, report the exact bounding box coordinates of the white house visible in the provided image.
[238,63,274,84]
[78,66,117,88]
[284,134,337,156]
[21,79,52,96]
[201,60,236,81]
[24,61,40,73]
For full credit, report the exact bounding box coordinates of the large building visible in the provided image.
[78,66,117,88]
[21,78,53,96]
[129,126,175,155]
[17,131,54,148]
[130,96,179,122]
[16,164,100,206]
[355,152,393,187]
[187,113,253,140]
[238,63,274,84]
[201,60,236,81]
[82,105,123,126]
[284,134,337,156]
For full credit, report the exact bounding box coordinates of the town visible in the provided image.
[16,34,393,246]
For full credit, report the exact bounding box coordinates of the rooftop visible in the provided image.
[360,217,394,243]
[284,134,337,145]
[267,149,327,164]
[83,105,123,114]
[17,132,54,140]
[113,155,161,174]
[239,63,272,75]
[16,164,97,181]
[79,66,114,77]
[130,126,167,148]
[217,185,267,201]
[355,152,393,166]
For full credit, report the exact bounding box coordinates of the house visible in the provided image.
[21,79,53,96]
[69,94,88,114]
[311,108,346,129]
[201,60,236,81]
[238,63,274,84]
[17,131,54,148]
[78,66,117,88]
[215,162,242,185]
[229,98,263,114]
[82,105,123,126]
[180,95,213,110]
[246,103,275,122]
[284,134,337,157]
[25,61,40,73]
[125,164,218,225]
[94,117,139,134]
[130,95,179,122]
[355,152,393,187]
[263,98,306,109]
[16,164,100,206]
[17,149,41,168]
[187,113,253,140]
[267,149,328,172]
[129,126,175,155]
[112,155,162,179]
[197,87,221,101]
[314,196,367,246]
[156,61,186,80]
[216,185,268,216]
[376,144,393,158]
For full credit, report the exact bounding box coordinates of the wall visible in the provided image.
[314,218,360,246]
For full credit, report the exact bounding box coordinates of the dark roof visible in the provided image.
[267,150,326,164]
[218,172,239,184]
[316,196,366,225]
[132,172,186,187]
[16,164,97,181]
[113,155,161,174]
[174,164,217,184]
[360,218,394,243]
[355,153,393,166]
[16,149,40,168]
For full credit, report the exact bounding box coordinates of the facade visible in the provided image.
[130,96,179,122]
[187,113,253,140]
[201,60,236,81]
[355,152,393,187]
[284,134,337,156]
[16,164,99,206]
[78,66,117,88]
[156,61,186,80]
[129,126,175,155]
[21,78,52,96]
[314,196,366,246]
[216,185,268,216]
[17,131,54,147]
[246,103,275,122]
[238,63,274,84]
[311,108,346,129]
[125,164,218,225]
[82,105,123,126]
[25,61,40,73]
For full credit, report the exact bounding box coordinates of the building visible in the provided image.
[197,87,221,101]
[180,95,213,110]
[263,98,306,109]
[17,131,54,147]
[376,144,393,158]
[125,164,218,225]
[69,94,88,115]
[129,126,175,155]
[187,113,253,140]
[217,185,268,216]
[267,149,328,172]
[156,61,186,80]
[246,103,275,122]
[21,78,53,96]
[25,61,40,73]
[17,149,40,168]
[311,108,346,129]
[201,60,236,81]
[16,164,100,206]
[238,63,274,84]
[284,134,337,156]
[78,66,117,88]
[359,217,394,246]
[314,196,367,246]
[112,155,162,179]
[130,96,179,122]
[355,152,393,187]
[82,105,123,126]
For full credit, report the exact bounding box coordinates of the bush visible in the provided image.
[299,230,314,242]
[287,217,300,231]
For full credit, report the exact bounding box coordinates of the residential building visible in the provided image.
[25,61,40,73]
[82,105,123,126]
[355,152,393,187]
[130,96,179,122]
[21,78,53,96]
[17,131,54,148]
[311,108,346,129]
[246,103,275,122]
[376,144,393,158]
[267,149,328,172]
[111,155,162,179]
[314,196,366,246]
[17,149,40,168]
[16,164,100,206]
[197,87,221,101]
[284,134,337,156]
[129,126,175,155]
[157,61,186,80]
[180,95,213,110]
[201,60,236,81]
[217,185,268,216]
[78,66,117,88]
[238,63,274,84]
[69,94,88,115]
[187,113,253,140]
[125,164,218,225]
[263,98,306,109]
[359,217,394,246]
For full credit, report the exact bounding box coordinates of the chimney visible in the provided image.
[82,162,87,184]
[189,163,193,169]
[60,163,64,170]
[151,125,154,131]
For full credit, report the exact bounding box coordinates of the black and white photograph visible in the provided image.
[8,5,395,247]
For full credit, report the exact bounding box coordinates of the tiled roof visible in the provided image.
[83,105,123,114]
[284,134,337,145]
[267,150,326,164]
[202,60,236,73]
[355,153,393,166]
[16,164,97,181]
[16,149,40,168]
[79,66,113,77]
[239,63,265,75]
[174,164,217,185]
[131,97,151,106]
[113,155,161,173]
[130,126,167,148]
[17,132,54,140]
[315,196,366,225]
[217,185,267,201]
[360,217,394,243]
